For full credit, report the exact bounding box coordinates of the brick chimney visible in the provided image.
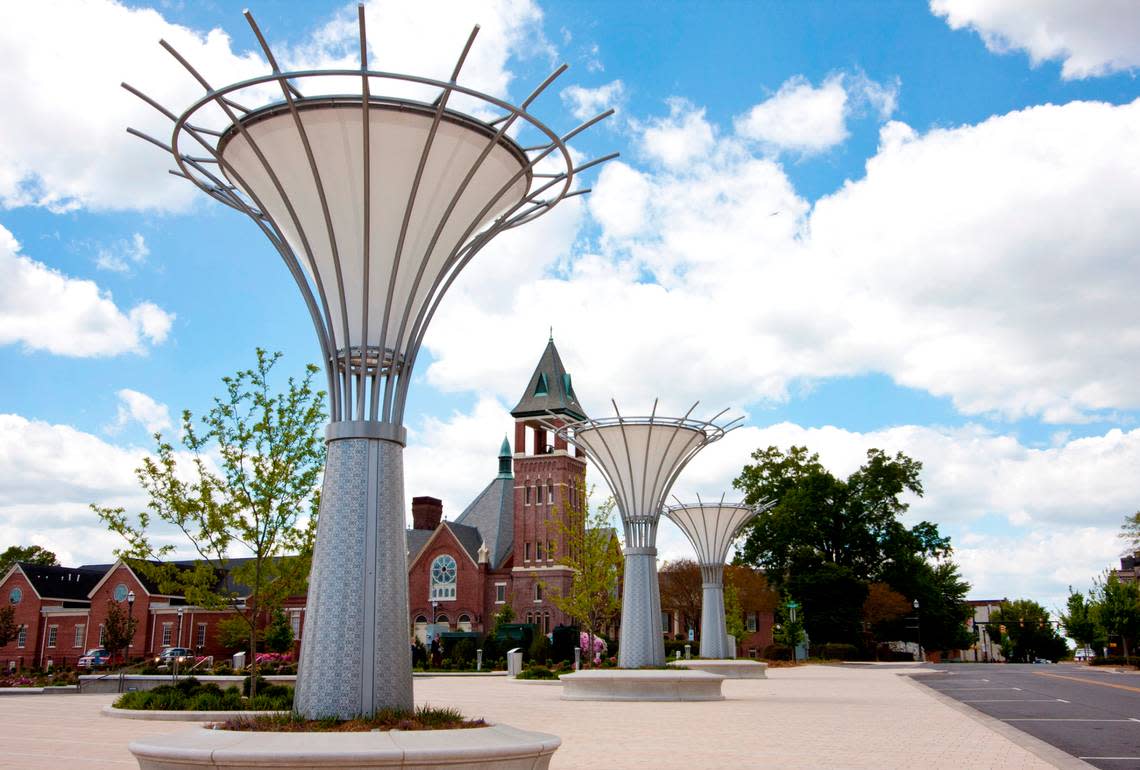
[412,496,443,530]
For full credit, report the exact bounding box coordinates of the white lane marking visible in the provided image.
[961,699,1069,703]
[1004,718,1136,722]
[935,687,1022,691]
[1078,758,1140,761]
[1056,699,1070,703]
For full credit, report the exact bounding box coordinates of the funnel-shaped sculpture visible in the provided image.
[125,7,615,718]
[545,401,739,667]
[663,496,774,658]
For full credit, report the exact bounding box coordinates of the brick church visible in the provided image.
[405,337,590,643]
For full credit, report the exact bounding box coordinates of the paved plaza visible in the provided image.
[0,665,1094,769]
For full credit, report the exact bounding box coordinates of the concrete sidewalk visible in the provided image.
[0,665,1085,769]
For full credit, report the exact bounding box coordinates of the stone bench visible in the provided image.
[559,669,725,701]
[129,723,560,769]
[667,659,768,679]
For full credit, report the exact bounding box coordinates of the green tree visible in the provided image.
[734,446,947,584]
[102,599,139,663]
[0,545,57,575]
[773,600,805,652]
[878,559,973,653]
[263,609,294,654]
[1061,587,1104,653]
[94,350,325,693]
[542,492,622,668]
[658,559,703,637]
[991,599,1068,662]
[1093,572,1140,658]
[723,582,746,647]
[0,604,16,646]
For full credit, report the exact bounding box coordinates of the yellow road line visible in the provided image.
[1035,671,1140,694]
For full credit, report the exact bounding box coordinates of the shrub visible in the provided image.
[763,644,793,661]
[243,675,270,696]
[113,680,288,711]
[663,640,691,659]
[527,633,551,665]
[1089,656,1140,667]
[517,665,558,680]
[452,639,476,668]
[813,643,861,661]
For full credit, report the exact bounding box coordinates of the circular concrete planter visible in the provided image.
[507,677,563,686]
[667,659,768,679]
[559,669,725,701]
[129,723,560,769]
[102,705,287,721]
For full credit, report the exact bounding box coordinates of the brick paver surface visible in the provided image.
[0,666,1063,769]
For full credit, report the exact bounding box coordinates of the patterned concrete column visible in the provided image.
[619,548,666,668]
[699,565,728,659]
[295,438,412,719]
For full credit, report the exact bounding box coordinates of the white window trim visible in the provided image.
[17,625,27,648]
[161,622,173,647]
[74,624,85,648]
[47,625,58,648]
[429,555,457,602]
[196,623,208,648]
[494,582,507,604]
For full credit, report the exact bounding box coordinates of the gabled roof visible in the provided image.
[11,563,104,602]
[406,521,483,569]
[511,337,587,421]
[454,476,514,569]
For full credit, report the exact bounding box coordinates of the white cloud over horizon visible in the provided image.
[106,389,173,436]
[0,225,174,356]
[931,0,1140,79]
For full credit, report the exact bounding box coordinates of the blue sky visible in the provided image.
[3,0,1140,613]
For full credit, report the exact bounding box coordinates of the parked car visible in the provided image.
[1033,658,1054,664]
[77,648,110,668]
[155,646,193,665]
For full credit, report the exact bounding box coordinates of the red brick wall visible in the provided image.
[88,565,151,660]
[40,612,91,668]
[0,569,43,670]
[408,526,485,631]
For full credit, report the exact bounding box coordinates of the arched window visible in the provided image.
[458,614,472,632]
[435,614,450,629]
[413,615,428,645]
[430,554,457,601]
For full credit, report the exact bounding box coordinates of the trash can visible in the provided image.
[507,648,523,677]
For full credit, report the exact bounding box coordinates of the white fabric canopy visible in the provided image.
[220,102,529,357]
[663,503,756,566]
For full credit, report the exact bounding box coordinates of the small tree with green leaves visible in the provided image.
[1061,587,1104,655]
[102,599,139,664]
[0,605,16,647]
[542,490,622,667]
[93,350,325,693]
[1093,572,1140,658]
[263,609,294,654]
[723,582,746,649]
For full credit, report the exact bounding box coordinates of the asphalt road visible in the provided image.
[912,663,1140,769]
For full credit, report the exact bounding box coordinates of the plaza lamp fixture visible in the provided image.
[124,5,616,718]
[544,401,740,667]
[663,495,775,659]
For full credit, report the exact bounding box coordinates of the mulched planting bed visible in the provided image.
[219,706,485,732]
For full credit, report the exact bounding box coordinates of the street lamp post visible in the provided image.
[787,600,800,663]
[174,607,184,682]
[126,6,615,719]
[913,599,923,662]
[126,590,136,663]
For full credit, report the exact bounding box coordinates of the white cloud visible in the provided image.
[425,94,1140,423]
[106,389,172,435]
[561,80,625,121]
[0,0,550,213]
[95,233,149,273]
[639,99,717,170]
[932,0,1140,79]
[734,72,899,155]
[0,225,174,356]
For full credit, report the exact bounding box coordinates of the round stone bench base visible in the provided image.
[128,723,560,769]
[103,705,287,721]
[667,659,769,679]
[559,670,725,701]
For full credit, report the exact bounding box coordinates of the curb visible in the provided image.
[902,673,1097,770]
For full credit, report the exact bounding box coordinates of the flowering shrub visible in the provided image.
[254,652,293,664]
[579,632,608,664]
[0,676,35,687]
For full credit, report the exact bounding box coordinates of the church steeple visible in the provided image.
[497,435,513,479]
[510,336,587,421]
